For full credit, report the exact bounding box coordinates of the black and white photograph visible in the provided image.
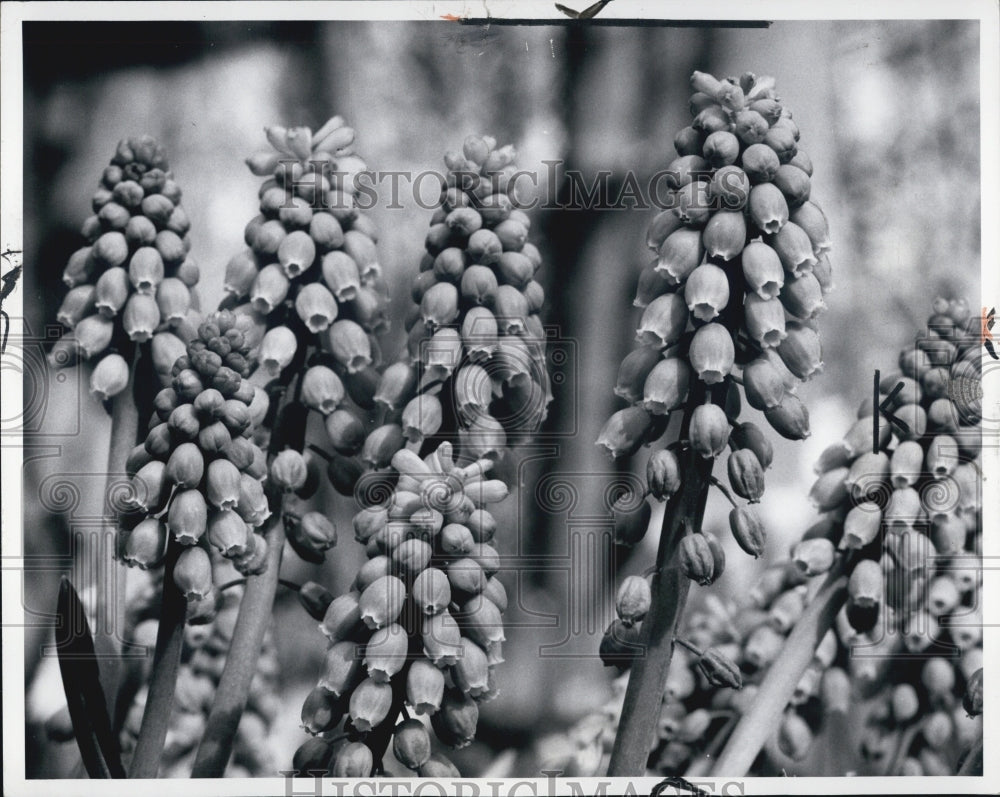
[2,2,997,793]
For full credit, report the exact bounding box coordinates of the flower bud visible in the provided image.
[393,718,433,770]
[684,264,730,321]
[702,209,747,260]
[596,407,653,459]
[167,490,208,545]
[770,221,817,278]
[92,267,130,319]
[62,247,95,287]
[293,283,338,334]
[777,322,823,380]
[374,362,417,413]
[248,264,289,315]
[299,511,338,552]
[642,356,691,415]
[726,450,763,503]
[655,228,704,284]
[327,320,372,373]
[616,575,651,626]
[744,294,787,348]
[361,424,405,470]
[460,264,498,306]
[647,449,681,500]
[270,449,307,492]
[791,537,836,576]
[359,575,406,630]
[432,688,479,749]
[123,517,167,569]
[698,647,742,689]
[922,656,956,698]
[402,394,442,445]
[320,592,363,642]
[362,622,408,683]
[613,492,651,546]
[646,208,685,251]
[57,285,97,329]
[301,365,344,415]
[703,130,740,168]
[925,434,958,480]
[236,474,270,528]
[689,403,730,458]
[412,567,451,616]
[331,742,373,778]
[422,610,463,667]
[92,231,129,269]
[173,546,213,600]
[325,409,366,456]
[742,356,786,410]
[780,273,826,322]
[407,658,445,715]
[689,323,734,384]
[162,442,203,492]
[274,230,315,279]
[729,422,773,470]
[258,325,297,378]
[680,534,717,585]
[741,241,784,301]
[789,200,831,255]
[636,293,688,349]
[349,677,393,733]
[765,394,811,440]
[748,183,788,235]
[129,459,167,513]
[122,294,161,342]
[207,509,250,558]
[88,353,130,401]
[842,503,882,549]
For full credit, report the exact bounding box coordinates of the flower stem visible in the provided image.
[607,438,714,776]
[957,735,983,775]
[710,559,849,776]
[127,539,188,777]
[190,512,286,777]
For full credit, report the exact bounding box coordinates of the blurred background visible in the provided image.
[20,17,980,777]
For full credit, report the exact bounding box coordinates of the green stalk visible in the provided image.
[710,560,849,776]
[127,540,188,777]
[606,438,714,775]
[190,513,285,777]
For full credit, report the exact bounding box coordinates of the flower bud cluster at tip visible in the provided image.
[118,310,277,596]
[227,116,391,389]
[49,135,202,403]
[599,71,829,595]
[297,441,509,776]
[399,134,552,460]
[109,582,281,776]
[605,297,982,777]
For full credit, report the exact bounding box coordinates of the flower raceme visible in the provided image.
[49,135,201,401]
[295,443,508,776]
[119,310,277,606]
[597,70,833,592]
[617,297,983,777]
[296,135,553,777]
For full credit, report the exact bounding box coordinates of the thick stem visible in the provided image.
[710,560,848,777]
[127,540,188,777]
[607,443,714,776]
[190,514,286,777]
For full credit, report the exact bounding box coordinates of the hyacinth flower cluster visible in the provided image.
[117,310,277,610]
[402,134,553,452]
[225,117,391,394]
[49,135,201,400]
[597,68,832,566]
[619,296,983,778]
[593,69,835,776]
[294,443,509,777]
[292,136,552,777]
